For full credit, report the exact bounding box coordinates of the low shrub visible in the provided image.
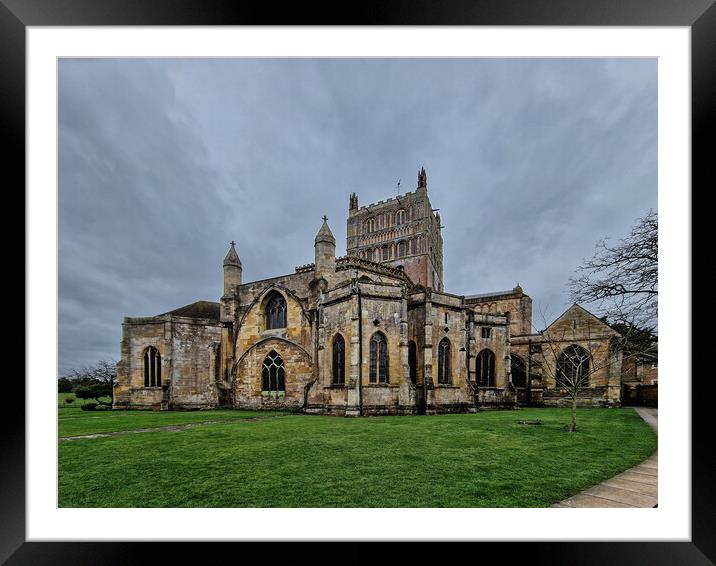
[80,402,98,411]
[65,396,76,404]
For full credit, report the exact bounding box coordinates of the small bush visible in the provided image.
[81,402,98,411]
[65,396,76,404]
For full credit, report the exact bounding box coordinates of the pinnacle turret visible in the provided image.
[417,166,427,189]
[315,216,336,246]
[315,216,336,278]
[223,240,242,268]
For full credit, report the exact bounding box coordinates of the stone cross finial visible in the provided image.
[322,215,328,222]
[230,240,236,247]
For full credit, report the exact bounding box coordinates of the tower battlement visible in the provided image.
[346,168,443,290]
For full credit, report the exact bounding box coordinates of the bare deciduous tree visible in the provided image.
[66,360,117,406]
[534,309,619,433]
[607,319,658,368]
[569,209,657,331]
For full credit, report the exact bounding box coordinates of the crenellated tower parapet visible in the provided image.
[345,167,444,290]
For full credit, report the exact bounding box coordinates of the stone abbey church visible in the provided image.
[115,168,623,414]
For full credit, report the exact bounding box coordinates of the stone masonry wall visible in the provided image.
[407,294,426,385]
[359,284,410,413]
[114,315,221,410]
[519,305,622,406]
[469,291,533,337]
[234,337,314,410]
[115,317,167,409]
[311,288,354,411]
[429,295,475,412]
[346,185,443,290]
[471,313,509,389]
[169,318,222,409]
[233,285,314,410]
[235,287,313,362]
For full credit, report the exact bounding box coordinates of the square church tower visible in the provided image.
[346,167,444,291]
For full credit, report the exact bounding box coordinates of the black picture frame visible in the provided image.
[5,0,708,562]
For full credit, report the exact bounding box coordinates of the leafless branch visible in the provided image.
[66,360,118,386]
[568,209,657,330]
[533,307,617,432]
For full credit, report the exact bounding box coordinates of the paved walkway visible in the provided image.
[634,406,658,433]
[553,407,658,508]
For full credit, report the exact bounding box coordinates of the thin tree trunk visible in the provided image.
[570,395,577,432]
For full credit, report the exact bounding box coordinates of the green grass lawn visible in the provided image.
[59,406,282,437]
[58,406,656,508]
[58,393,284,437]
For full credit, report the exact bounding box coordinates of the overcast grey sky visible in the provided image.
[58,58,656,374]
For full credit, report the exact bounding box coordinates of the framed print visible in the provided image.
[6,0,711,562]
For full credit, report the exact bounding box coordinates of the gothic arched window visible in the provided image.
[262,350,285,392]
[332,334,345,385]
[511,353,527,388]
[369,332,389,383]
[408,340,418,384]
[396,210,406,225]
[556,344,591,388]
[143,346,162,387]
[265,291,287,329]
[437,338,451,384]
[382,245,389,261]
[398,241,406,257]
[476,349,496,387]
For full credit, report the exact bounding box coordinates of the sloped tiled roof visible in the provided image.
[160,300,220,321]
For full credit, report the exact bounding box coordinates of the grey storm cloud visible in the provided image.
[58,58,656,374]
